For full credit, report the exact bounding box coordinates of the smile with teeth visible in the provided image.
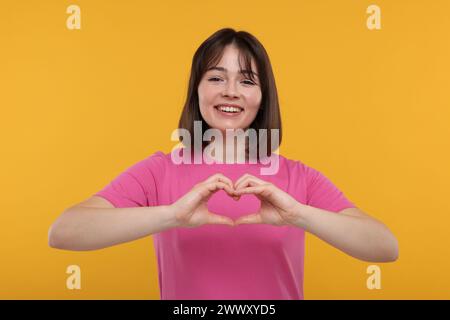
[215,105,243,114]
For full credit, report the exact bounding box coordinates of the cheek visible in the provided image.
[198,83,218,106]
[197,83,206,104]
[197,88,210,116]
[245,90,262,112]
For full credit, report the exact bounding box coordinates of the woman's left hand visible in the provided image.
[233,174,304,226]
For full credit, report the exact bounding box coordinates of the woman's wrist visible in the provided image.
[289,202,310,229]
[145,204,181,232]
[163,204,182,229]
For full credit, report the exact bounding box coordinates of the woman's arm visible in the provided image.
[232,174,399,263]
[49,174,236,251]
[293,205,399,262]
[48,196,178,251]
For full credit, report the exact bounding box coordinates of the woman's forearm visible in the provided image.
[48,205,178,251]
[293,204,399,262]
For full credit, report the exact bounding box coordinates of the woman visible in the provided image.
[48,28,398,300]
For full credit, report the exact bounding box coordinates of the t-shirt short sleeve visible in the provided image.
[305,165,356,213]
[94,151,166,208]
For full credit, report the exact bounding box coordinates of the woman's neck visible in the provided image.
[205,133,248,164]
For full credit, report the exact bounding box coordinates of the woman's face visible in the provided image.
[198,45,262,134]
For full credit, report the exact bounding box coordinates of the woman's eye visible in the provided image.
[207,77,256,85]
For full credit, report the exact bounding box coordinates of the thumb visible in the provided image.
[235,213,263,225]
[206,213,235,226]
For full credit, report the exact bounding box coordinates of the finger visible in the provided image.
[200,181,239,202]
[205,173,234,190]
[234,174,267,189]
[234,185,265,195]
[234,184,273,203]
[235,213,263,225]
[234,177,261,191]
[215,181,240,201]
[207,213,235,226]
[217,175,234,190]
[204,173,223,184]
[234,173,252,188]
[197,181,226,199]
[203,181,236,201]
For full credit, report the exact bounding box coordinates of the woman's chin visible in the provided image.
[218,126,245,134]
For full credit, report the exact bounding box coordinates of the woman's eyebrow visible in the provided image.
[206,66,259,77]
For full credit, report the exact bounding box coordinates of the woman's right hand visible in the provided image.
[170,173,237,228]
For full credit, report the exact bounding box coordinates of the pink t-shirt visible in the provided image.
[95,149,356,300]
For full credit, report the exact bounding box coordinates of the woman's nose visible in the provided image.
[222,81,239,98]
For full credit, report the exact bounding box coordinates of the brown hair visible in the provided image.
[178,28,282,159]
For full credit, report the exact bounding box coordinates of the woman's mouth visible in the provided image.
[214,105,244,117]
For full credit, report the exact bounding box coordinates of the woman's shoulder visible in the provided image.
[276,153,321,179]
[145,150,170,161]
[124,150,171,176]
[277,153,308,170]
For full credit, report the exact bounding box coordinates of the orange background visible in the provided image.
[1,0,449,299]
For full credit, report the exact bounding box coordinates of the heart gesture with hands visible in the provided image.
[171,173,303,228]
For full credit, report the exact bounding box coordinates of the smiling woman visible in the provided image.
[48,28,398,300]
[178,28,282,163]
